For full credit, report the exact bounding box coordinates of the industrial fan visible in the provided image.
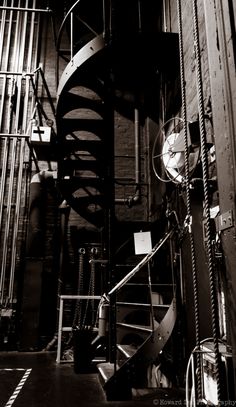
[152,117,200,183]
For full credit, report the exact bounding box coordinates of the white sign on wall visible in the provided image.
[134,231,152,255]
[31,126,51,143]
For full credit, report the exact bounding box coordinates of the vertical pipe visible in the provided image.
[8,138,25,302]
[163,0,167,32]
[70,12,73,60]
[102,0,106,37]
[0,0,7,67]
[0,1,16,304]
[0,138,17,305]
[147,262,155,331]
[1,1,22,303]
[134,108,140,185]
[2,0,27,305]
[137,0,141,33]
[56,296,64,363]
[0,2,13,298]
[9,0,35,303]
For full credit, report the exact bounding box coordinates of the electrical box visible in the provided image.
[31,126,51,144]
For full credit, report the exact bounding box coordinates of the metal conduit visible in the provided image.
[0,0,7,68]
[0,1,9,236]
[0,0,23,305]
[0,0,40,307]
[0,1,14,302]
[9,0,37,304]
[0,138,17,305]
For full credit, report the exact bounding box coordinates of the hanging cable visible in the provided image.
[191,0,222,402]
[176,0,202,401]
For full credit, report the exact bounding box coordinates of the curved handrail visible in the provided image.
[57,34,105,98]
[55,0,105,87]
[56,0,81,53]
[56,0,101,54]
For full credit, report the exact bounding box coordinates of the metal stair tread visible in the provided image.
[61,159,103,172]
[116,301,170,308]
[125,282,175,287]
[61,75,105,99]
[63,139,103,150]
[117,343,138,358]
[60,91,103,112]
[97,362,119,385]
[116,322,152,333]
[59,176,102,185]
[57,118,104,134]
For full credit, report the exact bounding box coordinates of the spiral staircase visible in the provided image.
[56,33,107,229]
[55,1,180,400]
[95,226,178,400]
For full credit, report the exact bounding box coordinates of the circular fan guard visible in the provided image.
[152,117,199,184]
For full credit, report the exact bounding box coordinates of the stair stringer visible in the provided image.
[98,296,177,399]
[57,35,105,98]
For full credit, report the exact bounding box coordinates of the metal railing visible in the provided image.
[55,0,106,85]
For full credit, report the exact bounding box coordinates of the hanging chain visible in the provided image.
[81,247,97,328]
[176,0,202,399]
[74,247,85,329]
[191,0,222,402]
[89,247,97,326]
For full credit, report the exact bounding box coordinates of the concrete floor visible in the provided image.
[0,352,185,407]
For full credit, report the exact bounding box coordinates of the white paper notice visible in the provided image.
[134,231,152,255]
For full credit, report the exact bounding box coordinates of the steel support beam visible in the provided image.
[203,0,236,395]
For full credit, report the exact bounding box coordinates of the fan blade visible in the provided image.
[171,130,191,153]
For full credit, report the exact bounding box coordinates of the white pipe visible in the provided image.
[70,12,74,60]
[163,0,167,32]
[0,0,7,67]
